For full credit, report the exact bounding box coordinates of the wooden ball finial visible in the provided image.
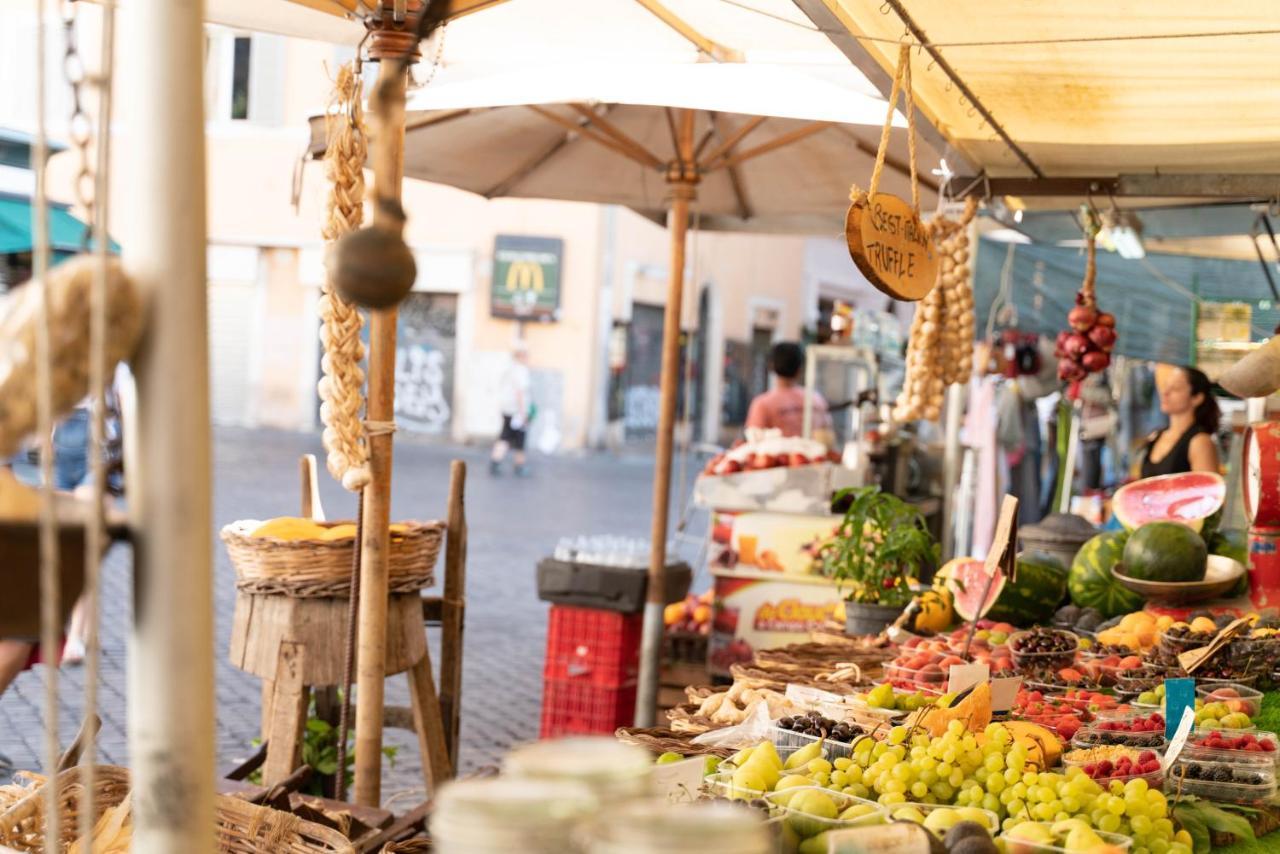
[330,225,416,310]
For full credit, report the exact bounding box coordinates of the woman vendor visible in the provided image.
[1139,364,1220,477]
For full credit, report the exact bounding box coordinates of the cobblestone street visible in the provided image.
[0,426,695,804]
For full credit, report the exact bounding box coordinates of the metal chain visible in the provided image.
[411,22,446,89]
[60,0,94,247]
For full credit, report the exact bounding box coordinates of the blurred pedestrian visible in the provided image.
[744,342,834,446]
[490,342,533,477]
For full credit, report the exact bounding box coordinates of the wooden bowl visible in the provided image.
[1111,555,1245,604]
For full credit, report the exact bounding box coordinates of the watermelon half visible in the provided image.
[940,553,1068,627]
[1112,472,1226,533]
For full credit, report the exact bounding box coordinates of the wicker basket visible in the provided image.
[215,795,354,853]
[0,765,131,852]
[221,519,444,598]
[0,765,354,854]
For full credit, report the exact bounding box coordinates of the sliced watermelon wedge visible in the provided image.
[937,557,1003,622]
[1112,472,1226,533]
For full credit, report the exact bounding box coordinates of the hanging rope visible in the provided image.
[79,0,116,842]
[853,42,922,217]
[32,0,61,848]
[319,62,373,492]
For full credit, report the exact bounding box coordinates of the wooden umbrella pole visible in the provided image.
[353,55,409,808]
[122,0,215,848]
[636,109,698,727]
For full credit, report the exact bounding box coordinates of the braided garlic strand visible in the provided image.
[318,63,371,492]
[893,197,977,422]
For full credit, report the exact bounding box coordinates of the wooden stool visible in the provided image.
[226,456,466,797]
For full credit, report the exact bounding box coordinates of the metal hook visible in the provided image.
[879,1,892,14]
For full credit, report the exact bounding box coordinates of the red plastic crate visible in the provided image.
[540,677,637,738]
[542,605,643,686]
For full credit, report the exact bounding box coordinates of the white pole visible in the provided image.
[940,382,965,562]
[121,0,215,848]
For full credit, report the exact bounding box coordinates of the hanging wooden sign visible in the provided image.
[846,192,938,301]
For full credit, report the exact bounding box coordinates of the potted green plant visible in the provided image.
[818,486,939,635]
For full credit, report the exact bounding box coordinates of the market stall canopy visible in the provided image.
[799,0,1280,195]
[308,60,941,233]
[973,236,1279,367]
[0,193,118,256]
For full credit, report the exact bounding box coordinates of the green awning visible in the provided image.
[0,193,119,255]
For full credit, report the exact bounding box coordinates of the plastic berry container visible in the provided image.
[1062,749,1163,787]
[1181,733,1280,769]
[1165,755,1276,804]
[1009,629,1081,672]
[1070,726,1168,752]
[883,661,948,695]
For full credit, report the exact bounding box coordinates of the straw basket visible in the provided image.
[0,765,354,853]
[0,765,131,852]
[221,519,444,598]
[215,796,354,853]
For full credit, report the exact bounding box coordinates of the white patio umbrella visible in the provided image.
[308,54,941,724]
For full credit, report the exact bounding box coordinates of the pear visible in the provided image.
[787,789,839,839]
[798,831,832,854]
[753,740,784,770]
[730,766,768,799]
[839,803,881,823]
[1064,826,1108,853]
[784,740,824,770]
[776,774,815,791]
[923,807,961,834]
[727,744,756,767]
[895,806,929,825]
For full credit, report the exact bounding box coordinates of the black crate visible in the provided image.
[536,558,692,614]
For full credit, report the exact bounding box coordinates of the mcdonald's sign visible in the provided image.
[491,235,563,321]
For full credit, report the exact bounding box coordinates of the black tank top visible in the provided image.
[1140,425,1206,478]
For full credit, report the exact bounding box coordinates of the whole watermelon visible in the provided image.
[1123,522,1207,583]
[1069,531,1144,617]
[985,552,1069,626]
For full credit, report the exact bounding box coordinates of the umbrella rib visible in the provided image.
[631,0,745,63]
[527,105,656,170]
[706,121,833,171]
[482,131,573,198]
[404,108,481,133]
[706,114,753,221]
[569,104,665,170]
[698,116,767,169]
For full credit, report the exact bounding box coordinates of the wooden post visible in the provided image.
[636,110,698,727]
[440,460,467,764]
[262,642,308,786]
[353,55,408,808]
[121,0,215,847]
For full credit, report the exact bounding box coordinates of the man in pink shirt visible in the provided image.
[745,342,834,444]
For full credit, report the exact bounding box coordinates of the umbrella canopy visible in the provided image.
[309,60,941,232]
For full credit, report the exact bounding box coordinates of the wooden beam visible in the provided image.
[407,650,454,793]
[698,115,766,170]
[439,460,468,766]
[631,0,744,62]
[527,106,656,170]
[707,121,833,171]
[952,174,1280,198]
[569,103,665,170]
[831,126,940,193]
[790,0,975,174]
[262,642,308,787]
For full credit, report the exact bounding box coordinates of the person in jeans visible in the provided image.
[490,342,532,476]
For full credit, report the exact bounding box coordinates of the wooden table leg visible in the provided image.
[263,641,308,786]
[260,679,275,743]
[407,648,454,793]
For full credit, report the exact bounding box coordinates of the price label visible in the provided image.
[946,662,989,696]
[1164,678,1197,741]
[1163,705,1197,771]
[785,683,846,709]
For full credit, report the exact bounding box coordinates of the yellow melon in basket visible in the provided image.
[319,524,358,541]
[250,517,328,540]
